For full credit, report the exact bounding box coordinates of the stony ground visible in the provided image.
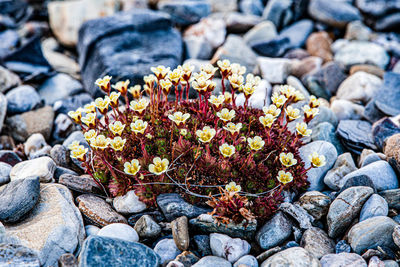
[0,0,400,266]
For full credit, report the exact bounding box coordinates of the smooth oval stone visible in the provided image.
[359,194,388,222]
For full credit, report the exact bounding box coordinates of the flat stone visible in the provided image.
[10,156,56,183]
[260,247,319,267]
[257,57,292,84]
[193,235,212,257]
[279,202,314,230]
[327,186,373,238]
[279,19,314,50]
[38,73,83,105]
[133,215,161,239]
[300,227,335,259]
[320,253,367,267]
[97,223,139,242]
[336,120,377,154]
[210,233,251,263]
[192,256,231,267]
[0,243,40,267]
[349,64,384,78]
[372,117,400,151]
[256,211,293,250]
[310,122,344,155]
[0,162,11,185]
[299,140,338,191]
[324,152,358,191]
[154,238,181,264]
[338,175,376,195]
[373,72,400,117]
[290,56,323,79]
[157,193,210,222]
[54,93,93,115]
[243,20,277,46]
[348,216,398,254]
[0,176,40,223]
[5,184,85,267]
[379,189,400,210]
[5,85,41,115]
[0,65,21,93]
[6,106,54,142]
[113,190,147,214]
[158,0,211,26]
[359,194,388,222]
[233,255,258,267]
[76,194,127,227]
[78,235,160,267]
[330,99,365,121]
[298,191,331,220]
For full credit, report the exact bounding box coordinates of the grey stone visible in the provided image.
[24,133,48,159]
[300,227,335,259]
[383,260,399,267]
[158,0,211,26]
[327,186,373,238]
[157,193,210,221]
[324,152,357,191]
[134,215,161,239]
[279,202,314,230]
[193,235,212,257]
[320,253,367,267]
[0,176,40,223]
[379,189,400,210]
[5,85,41,115]
[97,223,139,242]
[243,21,277,46]
[338,175,376,195]
[154,238,181,264]
[260,247,320,267]
[298,191,331,220]
[256,211,293,250]
[10,156,56,183]
[0,243,40,267]
[299,141,338,191]
[0,93,6,132]
[360,153,381,167]
[85,225,100,236]
[359,194,388,222]
[233,255,258,267]
[372,117,400,151]
[335,240,351,254]
[348,216,398,254]
[339,160,398,191]
[393,225,400,249]
[331,99,365,120]
[336,120,378,154]
[210,233,251,263]
[78,235,160,267]
[279,19,314,49]
[239,0,263,16]
[257,57,292,84]
[262,0,295,30]
[0,162,11,185]
[58,253,78,267]
[59,174,103,195]
[53,93,93,115]
[355,0,400,17]
[0,65,21,93]
[5,184,85,267]
[53,113,75,142]
[309,107,338,128]
[38,73,83,105]
[192,256,231,267]
[172,216,189,251]
[344,21,372,41]
[113,190,147,214]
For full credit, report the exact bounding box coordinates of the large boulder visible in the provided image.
[77,9,182,98]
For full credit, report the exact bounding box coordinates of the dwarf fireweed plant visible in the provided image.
[68,60,325,224]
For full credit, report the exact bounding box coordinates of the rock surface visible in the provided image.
[10,156,56,183]
[256,211,293,250]
[300,227,335,259]
[260,247,320,267]
[210,233,251,263]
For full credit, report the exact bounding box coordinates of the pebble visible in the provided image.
[243,20,277,46]
[371,72,400,117]
[279,202,314,230]
[372,117,400,151]
[344,21,372,41]
[134,215,162,239]
[339,160,398,191]
[85,225,100,236]
[154,238,182,264]
[306,31,333,62]
[58,253,78,267]
[192,256,231,267]
[233,255,258,267]
[0,150,22,166]
[320,253,367,267]
[338,175,376,195]
[262,0,294,30]
[157,193,210,221]
[6,106,54,142]
[53,113,74,142]
[334,41,390,69]
[79,235,160,266]
[330,99,365,121]
[327,186,373,238]
[5,85,41,115]
[336,120,377,154]
[379,189,400,210]
[299,140,338,191]
[59,174,103,195]
[0,162,11,185]
[175,251,200,266]
[324,152,358,191]
[97,223,139,243]
[255,211,293,250]
[278,19,314,50]
[0,176,40,223]
[257,57,292,84]
[0,243,40,267]
[290,56,322,78]
[310,122,345,155]
[210,233,251,263]
[260,247,319,267]
[393,225,400,249]
[298,191,331,220]
[349,64,385,78]
[348,216,398,254]
[53,93,93,115]
[359,194,388,222]
[38,73,83,105]
[5,184,85,267]
[10,156,56,183]
[0,65,21,93]
[113,190,147,214]
[76,194,127,227]
[0,93,6,132]
[300,227,335,259]
[24,133,48,158]
[336,71,382,104]
[335,240,351,254]
[171,216,189,251]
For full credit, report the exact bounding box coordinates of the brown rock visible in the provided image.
[58,253,78,267]
[306,31,333,62]
[175,251,200,267]
[298,191,331,220]
[171,216,190,251]
[59,174,103,195]
[349,64,384,78]
[290,56,323,78]
[300,227,335,259]
[384,134,400,163]
[393,225,400,249]
[76,194,127,227]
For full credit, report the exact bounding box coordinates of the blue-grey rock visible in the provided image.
[372,117,400,150]
[336,120,378,154]
[355,0,400,17]
[77,9,182,98]
[300,227,335,260]
[279,202,314,230]
[133,215,161,239]
[63,131,88,149]
[251,37,291,57]
[327,186,373,238]
[97,223,139,243]
[338,175,376,195]
[379,189,400,210]
[192,256,232,267]
[334,41,390,70]
[339,160,398,191]
[0,30,19,58]
[0,93,6,131]
[158,0,211,26]
[233,255,258,267]
[260,247,320,267]
[194,235,212,257]
[53,93,93,115]
[279,19,314,49]
[393,214,400,224]
[210,233,251,263]
[298,191,331,220]
[320,253,367,267]
[361,153,381,167]
[239,0,263,16]
[0,66,21,94]
[335,240,351,254]
[0,176,40,223]
[85,225,100,236]
[156,193,210,221]
[38,73,83,105]
[311,122,344,155]
[299,140,338,191]
[375,12,400,31]
[256,211,293,250]
[154,238,181,264]
[79,235,160,267]
[5,85,41,115]
[348,216,398,254]
[359,194,388,222]
[244,21,277,46]
[0,243,40,267]
[262,0,293,30]
[0,162,11,185]
[324,152,358,191]
[308,0,361,28]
